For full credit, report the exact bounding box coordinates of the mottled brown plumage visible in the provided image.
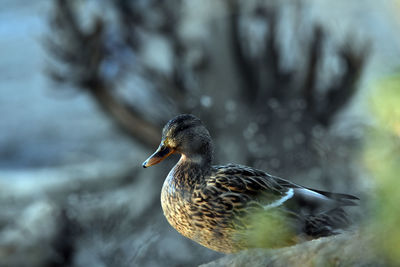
[142,114,358,253]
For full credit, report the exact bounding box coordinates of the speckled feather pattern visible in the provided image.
[145,114,358,254]
[160,162,342,253]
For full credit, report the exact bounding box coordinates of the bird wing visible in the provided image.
[204,164,358,215]
[192,164,358,241]
[198,164,295,217]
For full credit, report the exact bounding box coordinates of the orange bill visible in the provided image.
[142,145,174,168]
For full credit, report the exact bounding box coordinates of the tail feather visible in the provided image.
[303,208,351,237]
[304,187,359,206]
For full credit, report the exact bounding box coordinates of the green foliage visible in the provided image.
[234,209,295,249]
[364,74,400,265]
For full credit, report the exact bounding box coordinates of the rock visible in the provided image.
[201,232,383,267]
[0,200,61,267]
[0,161,221,267]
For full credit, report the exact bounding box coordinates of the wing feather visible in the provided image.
[204,164,358,214]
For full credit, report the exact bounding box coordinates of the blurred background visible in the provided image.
[0,0,400,266]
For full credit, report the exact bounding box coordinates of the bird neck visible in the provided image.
[167,147,213,192]
[180,138,214,169]
[179,153,212,168]
[168,158,207,194]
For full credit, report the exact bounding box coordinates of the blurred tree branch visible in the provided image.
[46,0,370,182]
[229,1,370,126]
[40,1,373,265]
[47,0,161,148]
[317,43,370,126]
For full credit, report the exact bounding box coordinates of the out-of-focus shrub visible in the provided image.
[364,74,400,265]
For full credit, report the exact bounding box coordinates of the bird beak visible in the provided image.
[142,144,174,168]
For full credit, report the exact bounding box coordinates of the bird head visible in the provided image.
[142,114,213,168]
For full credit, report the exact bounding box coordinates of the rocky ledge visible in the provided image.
[201,231,382,267]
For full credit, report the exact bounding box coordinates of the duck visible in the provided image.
[142,114,358,253]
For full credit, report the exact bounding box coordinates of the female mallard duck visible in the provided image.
[142,114,358,253]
